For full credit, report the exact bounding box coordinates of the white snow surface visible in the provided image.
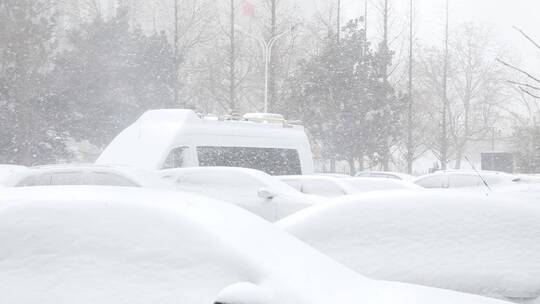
[0,165,28,185]
[0,186,512,304]
[277,190,540,303]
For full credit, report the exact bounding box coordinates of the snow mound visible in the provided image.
[278,190,540,303]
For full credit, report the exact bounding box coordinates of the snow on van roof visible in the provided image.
[96,109,198,169]
[96,109,309,170]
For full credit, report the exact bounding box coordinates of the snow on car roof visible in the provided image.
[279,175,422,193]
[1,164,163,187]
[161,166,302,194]
[426,170,517,177]
[277,190,540,302]
[356,171,415,179]
[0,186,511,304]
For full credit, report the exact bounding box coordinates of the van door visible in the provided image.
[175,169,277,221]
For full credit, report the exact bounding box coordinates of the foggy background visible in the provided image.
[1,0,540,175]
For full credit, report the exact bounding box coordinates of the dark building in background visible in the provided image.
[481,152,514,173]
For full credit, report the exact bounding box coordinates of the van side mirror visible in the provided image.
[257,188,276,200]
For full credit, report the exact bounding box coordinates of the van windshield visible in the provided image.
[197,146,302,176]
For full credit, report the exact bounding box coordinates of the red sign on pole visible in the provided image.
[242,1,256,17]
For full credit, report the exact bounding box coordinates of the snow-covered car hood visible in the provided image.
[0,186,510,304]
[277,190,540,303]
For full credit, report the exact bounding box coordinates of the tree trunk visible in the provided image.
[173,0,179,106]
[406,0,414,174]
[229,0,236,112]
[337,0,341,43]
[358,150,365,172]
[382,148,390,171]
[440,0,449,170]
[381,0,389,84]
[348,157,356,176]
[455,146,462,169]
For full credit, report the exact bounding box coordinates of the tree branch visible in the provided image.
[508,80,540,91]
[513,26,540,52]
[497,58,540,84]
[519,86,540,99]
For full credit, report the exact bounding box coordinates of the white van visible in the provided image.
[96,109,314,175]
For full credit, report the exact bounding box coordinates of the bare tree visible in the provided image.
[336,0,341,43]
[171,0,214,106]
[450,25,504,168]
[440,0,450,169]
[405,0,414,174]
[498,27,540,100]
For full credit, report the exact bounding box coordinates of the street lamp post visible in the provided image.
[236,28,289,113]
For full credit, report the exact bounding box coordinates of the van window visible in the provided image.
[196,147,302,175]
[162,146,190,169]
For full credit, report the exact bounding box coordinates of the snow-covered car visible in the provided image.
[315,173,351,178]
[278,175,422,198]
[355,171,415,181]
[0,186,512,304]
[277,191,540,303]
[159,167,324,221]
[413,170,521,189]
[0,164,165,188]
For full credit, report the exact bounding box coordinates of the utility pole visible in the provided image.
[236,28,289,113]
[491,127,497,151]
[381,0,390,171]
[406,0,414,174]
[268,0,277,112]
[229,0,236,112]
[337,0,341,43]
[173,0,179,106]
[364,0,368,56]
[441,0,449,170]
[380,0,389,85]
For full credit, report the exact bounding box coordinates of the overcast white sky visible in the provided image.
[302,0,540,69]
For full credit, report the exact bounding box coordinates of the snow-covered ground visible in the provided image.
[0,186,513,304]
[278,190,540,303]
[0,165,27,185]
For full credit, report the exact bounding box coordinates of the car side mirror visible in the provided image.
[257,188,276,200]
[215,282,271,304]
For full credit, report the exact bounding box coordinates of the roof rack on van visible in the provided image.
[199,111,302,128]
[243,113,285,123]
[243,113,304,128]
